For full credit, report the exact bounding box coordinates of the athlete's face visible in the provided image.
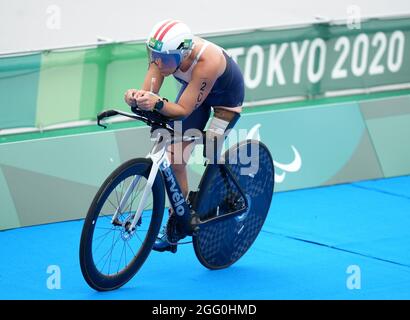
[152,58,176,76]
[147,47,181,76]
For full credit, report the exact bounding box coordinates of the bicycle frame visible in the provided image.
[102,108,249,236]
[110,130,195,235]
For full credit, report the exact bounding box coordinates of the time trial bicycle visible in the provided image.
[79,107,274,291]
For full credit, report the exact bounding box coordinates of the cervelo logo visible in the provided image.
[161,159,185,216]
[246,124,302,183]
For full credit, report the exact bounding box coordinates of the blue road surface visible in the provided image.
[1,176,409,299]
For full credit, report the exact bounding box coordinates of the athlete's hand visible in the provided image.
[124,89,146,107]
[135,91,159,111]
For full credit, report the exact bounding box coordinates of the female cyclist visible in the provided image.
[124,19,244,252]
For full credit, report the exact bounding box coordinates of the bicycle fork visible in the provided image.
[110,142,164,232]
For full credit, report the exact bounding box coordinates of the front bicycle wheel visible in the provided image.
[193,140,274,270]
[79,158,165,291]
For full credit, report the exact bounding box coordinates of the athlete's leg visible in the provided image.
[153,104,210,253]
[167,140,195,199]
[204,106,242,161]
[167,103,211,198]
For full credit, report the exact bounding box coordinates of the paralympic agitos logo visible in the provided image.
[247,124,302,183]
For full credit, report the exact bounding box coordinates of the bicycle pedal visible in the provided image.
[159,244,178,253]
[152,241,178,253]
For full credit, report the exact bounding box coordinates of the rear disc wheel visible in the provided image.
[193,140,274,269]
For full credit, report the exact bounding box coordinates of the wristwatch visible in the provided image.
[154,97,168,111]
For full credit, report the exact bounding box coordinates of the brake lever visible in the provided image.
[97,118,107,129]
[97,110,119,129]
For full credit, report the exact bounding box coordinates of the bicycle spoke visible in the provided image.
[100,226,118,273]
[106,230,121,274]
[115,175,145,222]
[119,179,126,207]
[117,241,126,274]
[107,197,118,211]
[144,200,153,211]
[114,184,121,210]
[93,227,118,253]
[134,232,144,244]
[126,186,152,221]
[95,226,121,231]
[107,224,118,275]
[99,187,135,222]
[99,213,114,222]
[124,241,128,271]
[122,178,146,217]
[98,198,119,222]
[125,240,136,259]
[98,230,122,274]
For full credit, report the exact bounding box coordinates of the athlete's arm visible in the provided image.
[136,61,219,118]
[141,63,164,93]
[124,63,164,107]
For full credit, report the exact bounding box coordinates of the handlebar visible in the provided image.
[97,107,174,133]
[97,107,205,145]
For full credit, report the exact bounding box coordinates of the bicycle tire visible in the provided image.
[79,158,165,291]
[192,140,274,270]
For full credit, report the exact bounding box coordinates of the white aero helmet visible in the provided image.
[146,20,194,71]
